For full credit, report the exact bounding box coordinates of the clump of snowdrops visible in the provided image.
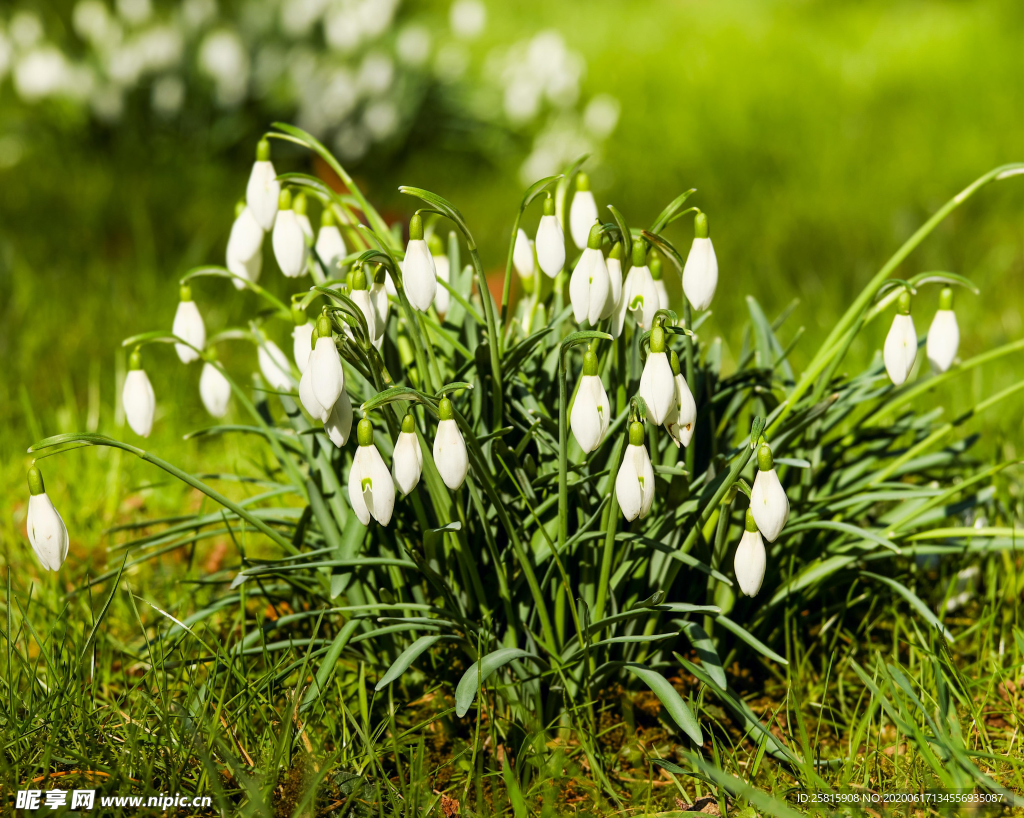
[25,126,1024,797]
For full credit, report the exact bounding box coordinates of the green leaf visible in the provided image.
[860,571,954,641]
[714,615,789,665]
[399,186,474,248]
[375,635,444,691]
[907,270,980,293]
[676,621,727,690]
[361,386,437,413]
[624,663,702,744]
[436,381,474,397]
[650,189,697,234]
[560,330,613,353]
[641,230,685,272]
[606,204,632,259]
[501,754,528,818]
[521,174,563,210]
[455,648,544,717]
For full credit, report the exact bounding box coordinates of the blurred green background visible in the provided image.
[3,0,1023,459]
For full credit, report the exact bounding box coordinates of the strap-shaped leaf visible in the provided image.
[676,621,727,690]
[455,648,546,717]
[624,663,702,744]
[560,330,613,353]
[861,571,954,641]
[649,189,697,234]
[361,386,437,413]
[642,230,685,272]
[375,635,444,691]
[714,615,789,665]
[399,186,474,248]
[606,204,632,259]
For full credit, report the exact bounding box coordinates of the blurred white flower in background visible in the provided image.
[450,0,486,40]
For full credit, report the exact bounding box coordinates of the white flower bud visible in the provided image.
[403,237,437,312]
[682,237,718,311]
[257,339,293,392]
[172,289,205,364]
[570,363,609,454]
[351,288,380,349]
[26,468,69,572]
[272,192,309,278]
[513,228,535,279]
[293,321,314,373]
[433,398,468,490]
[615,246,660,333]
[569,246,611,326]
[370,276,389,335]
[199,362,231,418]
[605,247,624,322]
[883,293,918,386]
[348,419,395,526]
[228,238,262,290]
[750,444,789,543]
[734,519,766,598]
[638,328,675,426]
[665,371,697,448]
[246,140,280,232]
[310,332,344,414]
[315,213,347,276]
[325,388,352,447]
[926,289,959,373]
[433,251,451,315]
[616,422,655,521]
[298,367,325,421]
[536,213,565,278]
[123,352,156,438]
[569,174,598,249]
[392,416,423,495]
[226,204,264,272]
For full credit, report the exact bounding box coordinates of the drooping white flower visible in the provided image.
[123,347,156,437]
[926,287,959,373]
[257,338,293,392]
[349,266,380,349]
[513,228,535,279]
[429,234,451,315]
[392,413,423,495]
[245,138,279,232]
[272,189,309,278]
[734,511,766,597]
[172,285,205,364]
[26,467,69,572]
[315,207,347,277]
[682,212,718,311]
[433,397,469,490]
[883,291,917,386]
[228,235,262,290]
[638,326,676,426]
[348,418,395,526]
[605,241,624,321]
[569,172,599,250]
[616,421,655,521]
[298,366,325,420]
[536,195,565,278]
[309,314,344,414]
[570,347,609,453]
[226,201,264,289]
[614,242,660,335]
[292,314,314,374]
[650,254,669,311]
[199,361,231,418]
[569,225,610,325]
[664,353,697,448]
[293,192,314,242]
[370,267,390,336]
[750,443,789,543]
[325,388,353,447]
[403,214,437,311]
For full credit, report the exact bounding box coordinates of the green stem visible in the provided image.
[682,301,696,477]
[468,246,505,429]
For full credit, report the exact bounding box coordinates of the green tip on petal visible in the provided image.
[756,443,774,472]
[128,347,143,371]
[235,200,247,218]
[345,270,355,291]
[293,192,307,216]
[695,210,709,239]
[316,313,333,337]
[576,171,590,192]
[292,305,307,326]
[650,325,666,353]
[256,138,271,162]
[649,254,662,280]
[669,349,681,376]
[427,233,445,256]
[586,222,603,250]
[179,283,193,302]
[543,194,555,216]
[402,412,416,433]
[745,507,758,532]
[631,239,647,267]
[897,290,912,315]
[278,189,293,210]
[609,241,623,260]
[310,326,319,349]
[438,396,454,421]
[28,465,44,496]
[939,287,954,311]
[373,264,386,285]
[628,421,646,446]
[357,417,374,447]
[409,213,423,241]
[351,265,368,291]
[582,345,599,376]
[321,207,335,227]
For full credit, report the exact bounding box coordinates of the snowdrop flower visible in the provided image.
[123,347,156,437]
[750,443,789,542]
[403,213,437,312]
[310,313,344,413]
[605,241,624,321]
[513,228,535,279]
[315,207,347,277]
[926,287,959,373]
[172,284,205,364]
[682,211,718,311]
[638,325,676,425]
[570,346,609,453]
[349,265,380,349]
[199,359,231,418]
[272,189,309,278]
[650,254,668,311]
[883,290,918,386]
[569,171,598,250]
[616,421,655,521]
[348,417,395,526]
[298,362,325,421]
[614,241,659,335]
[392,412,423,495]
[292,307,314,373]
[664,351,697,448]
[734,509,766,597]
[535,194,565,278]
[246,138,279,232]
[429,234,451,315]
[433,396,469,490]
[26,467,69,572]
[258,337,293,392]
[325,388,353,447]
[226,200,264,290]
[293,192,314,241]
[569,223,611,325]
[369,265,390,337]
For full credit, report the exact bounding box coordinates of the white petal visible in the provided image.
[682,237,718,311]
[229,246,262,289]
[536,215,565,278]
[227,206,264,265]
[246,160,279,231]
[172,300,206,364]
[640,271,661,329]
[310,336,344,413]
[612,266,635,338]
[569,250,594,324]
[199,362,231,418]
[615,445,643,521]
[370,281,390,335]
[297,213,314,241]
[325,389,353,447]
[604,257,623,321]
[392,431,423,495]
[292,321,314,373]
[315,224,347,275]
[637,445,655,518]
[433,254,451,315]
[581,250,610,324]
[569,189,598,250]
[123,369,155,437]
[513,228,535,278]
[258,340,293,392]
[750,469,789,542]
[27,493,69,571]
[665,373,696,448]
[624,265,656,329]
[570,376,606,453]
[653,279,669,312]
[298,367,325,420]
[639,352,675,425]
[272,210,309,278]
[734,529,766,597]
[433,418,468,490]
[883,313,918,386]
[348,447,372,525]
[403,239,437,312]
[926,310,959,373]
[365,445,396,525]
[351,290,378,347]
